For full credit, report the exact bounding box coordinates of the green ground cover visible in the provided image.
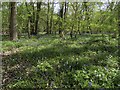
[2,34,120,89]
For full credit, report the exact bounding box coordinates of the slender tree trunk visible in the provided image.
[30,2,35,35]
[64,2,67,20]
[64,1,67,24]
[70,30,73,38]
[78,9,82,35]
[25,2,31,38]
[74,2,78,38]
[63,1,68,33]
[50,1,54,34]
[46,0,50,34]
[70,2,78,38]
[33,2,35,33]
[59,3,64,34]
[83,2,89,33]
[9,2,18,41]
[35,2,42,35]
[26,19,31,39]
[70,22,74,38]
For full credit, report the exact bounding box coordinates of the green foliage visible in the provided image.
[2,35,119,89]
[2,2,118,35]
[1,1,120,89]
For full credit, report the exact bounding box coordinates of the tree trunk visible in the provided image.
[25,2,31,38]
[35,2,42,35]
[83,2,90,33]
[27,20,31,39]
[59,3,64,34]
[50,1,54,34]
[30,2,35,35]
[74,2,78,38]
[46,0,50,34]
[70,30,73,38]
[63,1,68,32]
[9,2,18,41]
[78,17,81,35]
[64,2,67,20]
[70,2,78,38]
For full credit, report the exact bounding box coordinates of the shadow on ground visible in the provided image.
[2,36,118,88]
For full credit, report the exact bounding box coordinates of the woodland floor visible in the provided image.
[1,34,120,89]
